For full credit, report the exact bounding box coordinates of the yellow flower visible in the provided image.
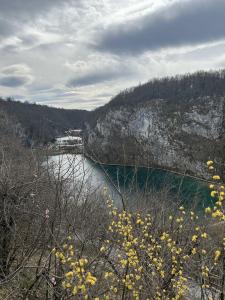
[136,218,143,225]
[160,270,165,278]
[135,275,141,281]
[211,191,217,197]
[100,246,106,252]
[79,258,88,266]
[104,272,113,279]
[192,235,198,242]
[201,232,208,239]
[120,259,128,267]
[209,184,214,189]
[191,248,197,255]
[72,286,78,295]
[205,207,211,213]
[80,284,86,292]
[65,271,74,278]
[207,160,213,166]
[86,272,97,285]
[214,250,221,261]
[213,175,220,180]
[212,210,223,218]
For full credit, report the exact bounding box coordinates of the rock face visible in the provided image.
[85,96,225,179]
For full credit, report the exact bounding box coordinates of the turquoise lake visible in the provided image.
[49,154,212,210]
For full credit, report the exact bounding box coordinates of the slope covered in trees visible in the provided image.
[85,69,225,179]
[88,69,225,125]
[0,98,89,145]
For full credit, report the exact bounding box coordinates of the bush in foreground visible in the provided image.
[54,161,225,300]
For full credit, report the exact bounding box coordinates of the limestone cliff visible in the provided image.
[85,96,225,179]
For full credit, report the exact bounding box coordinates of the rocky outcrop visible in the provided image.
[85,96,225,179]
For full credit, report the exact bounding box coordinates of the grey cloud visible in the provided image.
[2,64,31,75]
[67,68,131,87]
[96,0,225,55]
[20,34,39,46]
[0,75,30,87]
[0,0,66,18]
[0,18,17,39]
[0,64,33,87]
[0,44,21,54]
[0,0,68,42]
[28,84,54,92]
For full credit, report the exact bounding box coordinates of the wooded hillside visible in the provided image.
[0,98,89,145]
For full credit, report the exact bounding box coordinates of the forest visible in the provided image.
[88,69,225,125]
[0,98,89,145]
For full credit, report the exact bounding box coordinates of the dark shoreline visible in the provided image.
[84,152,213,185]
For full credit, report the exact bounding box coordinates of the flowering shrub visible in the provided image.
[205,160,225,221]
[53,239,98,299]
[54,161,225,299]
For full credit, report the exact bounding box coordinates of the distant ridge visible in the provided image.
[89,69,225,125]
[0,98,89,145]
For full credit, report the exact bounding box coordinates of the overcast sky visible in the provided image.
[0,0,225,110]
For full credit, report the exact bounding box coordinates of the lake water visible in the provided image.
[48,154,211,210]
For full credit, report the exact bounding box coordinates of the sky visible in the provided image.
[0,0,225,110]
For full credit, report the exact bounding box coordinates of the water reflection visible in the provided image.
[48,154,211,210]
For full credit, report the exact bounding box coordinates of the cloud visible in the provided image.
[0,64,33,87]
[0,0,66,18]
[0,0,225,110]
[0,0,67,46]
[96,0,225,55]
[68,69,128,87]
[66,54,138,87]
[0,0,69,47]
[0,76,31,87]
[0,18,17,40]
[2,64,31,75]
